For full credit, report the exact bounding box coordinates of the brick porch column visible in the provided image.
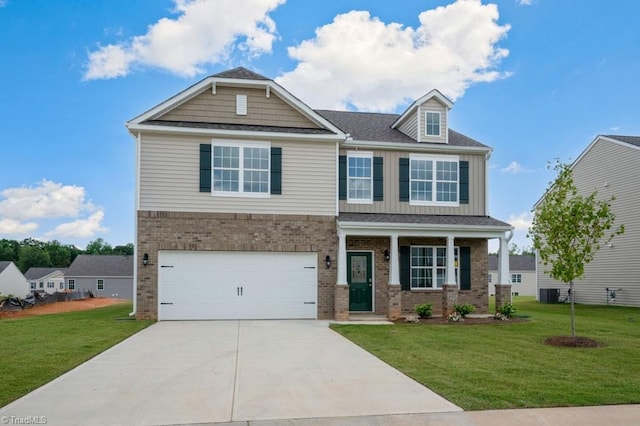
[495,284,512,312]
[334,284,350,321]
[442,284,458,319]
[387,284,402,320]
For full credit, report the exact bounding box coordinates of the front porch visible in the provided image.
[334,213,514,321]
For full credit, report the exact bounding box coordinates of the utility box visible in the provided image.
[539,288,560,303]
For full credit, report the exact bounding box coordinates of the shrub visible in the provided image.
[454,303,475,318]
[414,303,433,318]
[497,303,517,318]
[448,311,463,322]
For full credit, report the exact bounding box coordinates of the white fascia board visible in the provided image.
[127,123,344,142]
[342,139,492,155]
[338,221,513,238]
[532,134,640,209]
[127,76,347,139]
[391,89,454,129]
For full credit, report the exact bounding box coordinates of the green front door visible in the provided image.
[347,252,372,311]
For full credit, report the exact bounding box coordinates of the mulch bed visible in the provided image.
[543,335,603,348]
[394,316,528,325]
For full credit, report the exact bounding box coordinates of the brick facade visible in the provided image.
[136,211,337,320]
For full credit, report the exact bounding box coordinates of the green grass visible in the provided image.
[0,303,153,408]
[331,297,640,410]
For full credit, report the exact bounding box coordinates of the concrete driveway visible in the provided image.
[0,321,460,425]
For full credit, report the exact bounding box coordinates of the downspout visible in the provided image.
[129,131,141,317]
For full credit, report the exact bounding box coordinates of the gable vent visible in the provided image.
[236,94,247,115]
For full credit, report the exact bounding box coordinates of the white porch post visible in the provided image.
[498,236,510,284]
[337,229,348,285]
[446,235,456,285]
[389,233,400,285]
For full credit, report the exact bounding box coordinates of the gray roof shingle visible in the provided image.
[488,254,536,271]
[338,213,511,228]
[0,261,12,273]
[212,67,269,80]
[66,255,133,277]
[315,110,488,147]
[603,135,640,148]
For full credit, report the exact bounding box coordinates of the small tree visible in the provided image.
[529,160,624,337]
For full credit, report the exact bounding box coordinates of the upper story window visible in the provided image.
[511,273,522,283]
[425,111,441,136]
[68,279,75,290]
[347,152,373,203]
[409,154,459,206]
[212,141,270,196]
[411,246,459,290]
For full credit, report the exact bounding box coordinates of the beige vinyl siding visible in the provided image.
[139,134,336,216]
[158,86,321,129]
[419,99,447,143]
[396,112,418,140]
[537,139,640,307]
[339,149,486,215]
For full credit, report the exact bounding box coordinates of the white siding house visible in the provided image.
[488,254,536,297]
[0,261,30,298]
[536,135,640,307]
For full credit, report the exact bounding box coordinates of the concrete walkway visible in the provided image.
[0,321,460,425]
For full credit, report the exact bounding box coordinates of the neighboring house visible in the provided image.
[127,67,513,321]
[536,135,640,307]
[0,261,29,298]
[488,254,536,296]
[24,267,67,295]
[65,255,133,299]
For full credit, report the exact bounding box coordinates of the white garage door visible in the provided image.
[158,251,318,320]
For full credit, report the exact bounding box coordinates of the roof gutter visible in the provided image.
[342,139,492,154]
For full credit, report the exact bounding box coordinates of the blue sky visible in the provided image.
[1,0,639,251]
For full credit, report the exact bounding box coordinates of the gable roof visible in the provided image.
[126,67,345,140]
[66,255,133,277]
[315,109,488,149]
[0,261,12,274]
[24,267,68,280]
[488,254,536,271]
[391,89,454,130]
[602,135,640,148]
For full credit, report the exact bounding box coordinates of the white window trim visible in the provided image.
[425,111,441,137]
[97,279,104,290]
[511,273,522,283]
[236,94,247,115]
[410,245,459,291]
[409,154,460,207]
[68,279,75,290]
[211,140,271,198]
[346,151,373,204]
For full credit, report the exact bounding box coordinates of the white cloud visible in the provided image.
[508,211,533,231]
[501,161,525,174]
[46,212,108,239]
[0,219,38,235]
[0,180,90,221]
[0,180,106,240]
[277,0,511,111]
[517,0,533,5]
[84,0,285,80]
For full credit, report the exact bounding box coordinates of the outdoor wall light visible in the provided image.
[143,253,149,267]
[325,255,332,269]
[384,249,390,261]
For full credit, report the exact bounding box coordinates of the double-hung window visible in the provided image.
[97,279,104,290]
[347,152,373,203]
[410,246,459,289]
[425,111,441,136]
[410,155,459,205]
[511,273,522,283]
[212,141,270,196]
[68,279,75,290]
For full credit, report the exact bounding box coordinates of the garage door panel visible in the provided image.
[158,251,317,320]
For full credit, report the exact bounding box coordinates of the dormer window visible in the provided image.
[425,111,441,136]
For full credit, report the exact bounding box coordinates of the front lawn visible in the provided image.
[331,297,640,410]
[0,303,153,408]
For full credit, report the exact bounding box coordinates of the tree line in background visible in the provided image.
[0,238,134,273]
